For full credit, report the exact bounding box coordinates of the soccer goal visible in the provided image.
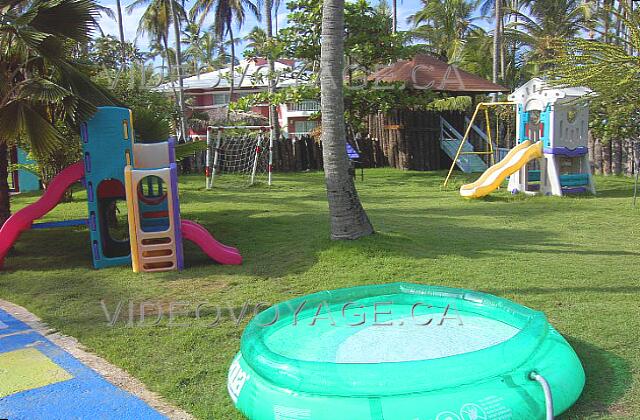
[205,125,273,189]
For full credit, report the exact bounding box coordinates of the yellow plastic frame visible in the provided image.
[443,102,516,188]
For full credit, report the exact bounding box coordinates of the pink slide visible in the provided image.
[0,161,85,268]
[181,219,242,265]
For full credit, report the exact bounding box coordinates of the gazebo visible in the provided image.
[364,54,509,171]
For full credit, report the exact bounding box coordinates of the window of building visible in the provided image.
[293,120,318,134]
[213,93,230,105]
[288,100,320,112]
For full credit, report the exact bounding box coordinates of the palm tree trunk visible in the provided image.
[115,0,126,66]
[163,35,180,110]
[500,12,505,81]
[0,142,10,227]
[320,0,374,240]
[492,0,502,97]
[265,0,280,138]
[169,0,188,141]
[227,26,236,120]
[392,0,397,33]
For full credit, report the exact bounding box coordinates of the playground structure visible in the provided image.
[444,78,596,198]
[206,125,273,189]
[507,78,595,197]
[8,148,40,193]
[0,107,242,272]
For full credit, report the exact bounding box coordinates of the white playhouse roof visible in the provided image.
[508,78,592,108]
[155,59,303,92]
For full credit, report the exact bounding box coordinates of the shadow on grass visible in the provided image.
[562,337,632,419]
[9,203,635,279]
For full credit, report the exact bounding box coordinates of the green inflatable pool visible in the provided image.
[228,283,584,420]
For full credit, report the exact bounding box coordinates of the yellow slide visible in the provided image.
[460,141,543,199]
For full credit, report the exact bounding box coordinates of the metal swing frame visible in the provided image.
[443,102,516,188]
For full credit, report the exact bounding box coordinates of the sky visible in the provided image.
[95,0,440,58]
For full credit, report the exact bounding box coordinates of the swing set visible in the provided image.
[443,102,516,188]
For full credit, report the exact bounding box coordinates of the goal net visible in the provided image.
[206,126,273,189]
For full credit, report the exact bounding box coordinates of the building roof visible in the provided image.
[155,59,302,92]
[508,78,592,108]
[368,54,510,94]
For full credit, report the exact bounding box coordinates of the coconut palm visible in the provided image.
[408,0,479,62]
[478,1,518,82]
[508,0,591,71]
[244,26,267,55]
[115,0,127,63]
[183,21,226,73]
[320,0,374,239]
[273,0,282,33]
[128,0,187,139]
[263,0,280,137]
[190,0,261,118]
[182,20,204,73]
[0,0,114,226]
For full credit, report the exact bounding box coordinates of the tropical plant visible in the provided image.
[128,0,187,138]
[281,0,413,71]
[244,26,268,56]
[115,0,127,63]
[408,0,479,62]
[0,0,114,225]
[190,0,261,119]
[89,35,146,69]
[507,0,592,72]
[319,0,374,239]
[548,2,640,143]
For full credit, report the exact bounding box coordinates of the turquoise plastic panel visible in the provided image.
[518,104,528,143]
[540,104,552,147]
[81,107,132,269]
[16,148,40,192]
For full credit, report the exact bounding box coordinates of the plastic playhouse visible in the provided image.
[0,107,242,272]
[459,78,596,198]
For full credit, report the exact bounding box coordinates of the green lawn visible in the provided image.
[1,169,639,419]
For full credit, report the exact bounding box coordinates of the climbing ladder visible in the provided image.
[440,117,488,173]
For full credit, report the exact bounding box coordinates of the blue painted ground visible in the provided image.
[0,308,166,420]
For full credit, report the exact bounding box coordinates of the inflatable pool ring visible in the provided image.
[228,283,584,420]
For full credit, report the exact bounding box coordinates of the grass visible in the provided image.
[1,168,639,419]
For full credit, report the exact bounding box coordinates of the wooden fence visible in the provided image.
[589,135,640,176]
[185,109,640,177]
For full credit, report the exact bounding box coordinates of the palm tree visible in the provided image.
[320,0,374,239]
[508,0,590,71]
[273,0,282,33]
[392,0,397,33]
[116,0,127,64]
[168,0,188,140]
[128,0,187,135]
[200,32,225,70]
[0,0,114,226]
[479,0,520,84]
[190,0,261,119]
[408,0,479,62]
[126,0,186,134]
[492,0,502,88]
[244,26,267,54]
[183,20,204,73]
[263,0,280,138]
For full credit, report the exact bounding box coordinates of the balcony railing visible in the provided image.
[287,101,320,112]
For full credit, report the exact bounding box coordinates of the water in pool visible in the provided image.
[264,303,520,363]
